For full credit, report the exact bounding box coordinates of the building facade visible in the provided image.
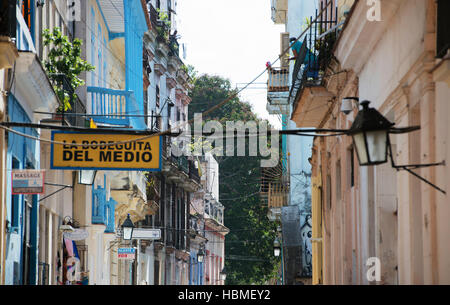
[291,0,450,284]
[265,0,316,284]
[1,0,226,286]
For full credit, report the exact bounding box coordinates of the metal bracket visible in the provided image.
[388,137,446,194]
[39,182,73,202]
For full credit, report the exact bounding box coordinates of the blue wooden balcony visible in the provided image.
[87,86,146,130]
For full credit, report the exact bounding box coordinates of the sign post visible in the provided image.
[130,228,161,285]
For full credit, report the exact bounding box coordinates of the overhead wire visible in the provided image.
[2,1,336,152]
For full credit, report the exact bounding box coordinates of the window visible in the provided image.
[11,157,20,229]
[144,90,148,125]
[437,0,450,58]
[156,85,160,108]
[0,0,16,38]
[348,146,354,188]
[97,24,102,87]
[154,260,160,285]
[336,160,341,201]
[326,174,331,210]
[167,0,172,23]
[103,38,107,87]
[22,194,32,284]
[20,0,32,30]
[90,8,96,85]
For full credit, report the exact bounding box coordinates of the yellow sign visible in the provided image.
[51,132,161,171]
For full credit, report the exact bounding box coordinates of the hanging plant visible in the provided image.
[43,27,95,112]
[156,8,171,43]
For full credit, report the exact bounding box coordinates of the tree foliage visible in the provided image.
[189,74,280,284]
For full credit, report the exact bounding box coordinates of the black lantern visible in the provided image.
[197,246,205,263]
[220,267,227,281]
[273,237,281,257]
[78,170,97,185]
[121,214,134,240]
[347,100,395,166]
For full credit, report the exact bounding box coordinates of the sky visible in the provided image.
[176,0,285,128]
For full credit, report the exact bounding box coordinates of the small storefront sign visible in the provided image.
[63,229,89,241]
[12,169,45,194]
[132,228,161,240]
[118,247,136,260]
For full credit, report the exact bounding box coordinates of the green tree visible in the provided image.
[43,27,95,111]
[189,74,280,284]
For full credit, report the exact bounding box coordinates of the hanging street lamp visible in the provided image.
[197,246,205,263]
[346,100,446,194]
[347,100,394,166]
[273,237,281,257]
[220,267,227,282]
[78,170,97,185]
[121,214,135,241]
[280,99,446,193]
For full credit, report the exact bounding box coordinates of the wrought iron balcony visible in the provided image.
[290,0,342,128]
[147,1,160,30]
[87,86,146,129]
[171,154,189,175]
[189,160,201,184]
[289,0,339,104]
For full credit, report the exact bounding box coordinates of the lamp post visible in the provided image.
[273,237,281,257]
[121,214,134,241]
[220,267,227,283]
[197,246,205,263]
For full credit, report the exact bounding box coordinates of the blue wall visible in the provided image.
[5,95,39,285]
[189,252,204,285]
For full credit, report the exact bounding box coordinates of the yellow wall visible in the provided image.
[311,170,323,285]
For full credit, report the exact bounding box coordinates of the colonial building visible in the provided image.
[264,0,316,284]
[0,0,70,285]
[291,0,450,284]
[1,0,224,287]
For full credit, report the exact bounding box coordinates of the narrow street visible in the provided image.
[0,0,449,294]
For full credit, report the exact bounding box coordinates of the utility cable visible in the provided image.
[4,1,335,151]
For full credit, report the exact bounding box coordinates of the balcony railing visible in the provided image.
[171,154,189,175]
[147,1,160,30]
[189,161,201,184]
[87,86,145,129]
[268,182,289,209]
[169,37,179,57]
[268,67,289,92]
[289,0,339,103]
[49,74,87,127]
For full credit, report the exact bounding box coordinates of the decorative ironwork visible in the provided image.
[289,0,339,104]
